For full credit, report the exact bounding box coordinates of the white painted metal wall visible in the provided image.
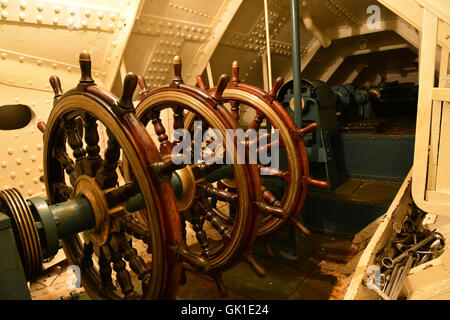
[1,0,449,198]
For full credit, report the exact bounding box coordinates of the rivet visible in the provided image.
[36,3,43,11]
[28,189,33,196]
[1,10,7,19]
[1,161,6,168]
[36,144,42,150]
[7,148,13,155]
[33,178,39,184]
[95,21,101,29]
[106,57,111,62]
[10,172,16,179]
[1,0,7,9]
[84,10,90,17]
[25,168,31,175]
[52,63,57,69]
[16,158,22,165]
[38,165,43,172]
[23,146,29,152]
[68,8,75,15]
[54,6,60,14]
[52,17,58,24]
[19,12,25,20]
[19,1,26,10]
[31,155,36,162]
[1,53,6,59]
[19,181,24,188]
[108,23,114,30]
[67,66,72,72]
[110,13,116,21]
[98,11,103,19]
[82,20,87,27]
[36,14,42,23]
[41,186,45,191]
[111,41,117,47]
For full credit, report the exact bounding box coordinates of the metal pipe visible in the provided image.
[49,197,95,239]
[263,0,273,89]
[206,62,214,88]
[289,0,303,127]
[261,52,269,91]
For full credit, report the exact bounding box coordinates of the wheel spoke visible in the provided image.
[249,110,265,130]
[104,182,139,209]
[53,146,78,185]
[204,208,231,240]
[98,246,115,292]
[172,105,184,131]
[198,183,237,206]
[151,111,172,155]
[191,205,210,258]
[95,130,121,189]
[54,183,73,200]
[261,185,282,207]
[110,244,136,298]
[79,241,94,269]
[230,100,240,122]
[83,113,103,177]
[120,235,151,282]
[121,214,152,246]
[258,165,290,181]
[64,116,87,165]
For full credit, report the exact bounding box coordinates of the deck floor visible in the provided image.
[29,216,381,300]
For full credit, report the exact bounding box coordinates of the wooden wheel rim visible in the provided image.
[223,87,306,238]
[44,92,182,299]
[136,88,260,272]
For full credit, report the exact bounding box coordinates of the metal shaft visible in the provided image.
[289,0,303,127]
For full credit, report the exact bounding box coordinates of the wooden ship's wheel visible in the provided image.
[134,56,291,295]
[197,61,329,258]
[39,51,206,300]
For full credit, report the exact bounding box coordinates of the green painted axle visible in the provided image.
[31,166,233,258]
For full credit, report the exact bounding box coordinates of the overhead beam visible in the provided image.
[378,0,450,50]
[102,0,144,90]
[186,0,243,85]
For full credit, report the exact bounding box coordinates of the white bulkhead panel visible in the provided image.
[0,0,142,195]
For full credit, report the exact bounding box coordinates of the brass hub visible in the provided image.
[175,166,196,211]
[73,175,110,246]
[220,178,237,188]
